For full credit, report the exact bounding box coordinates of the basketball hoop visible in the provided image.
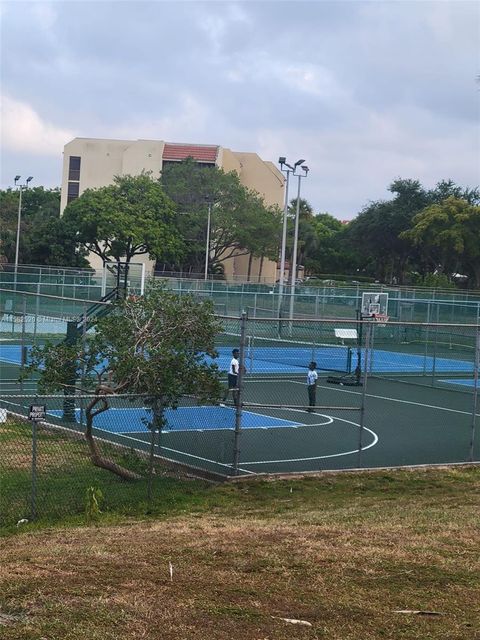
[372,313,389,327]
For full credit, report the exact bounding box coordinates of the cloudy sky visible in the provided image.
[1,0,478,219]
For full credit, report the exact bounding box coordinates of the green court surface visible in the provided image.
[1,368,478,477]
[1,278,478,479]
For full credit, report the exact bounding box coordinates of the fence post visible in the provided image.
[147,398,163,506]
[30,398,38,521]
[431,304,439,385]
[63,321,78,422]
[232,311,247,474]
[147,427,158,506]
[33,281,41,344]
[20,296,27,395]
[79,304,87,428]
[423,303,431,376]
[357,321,372,468]
[469,330,480,462]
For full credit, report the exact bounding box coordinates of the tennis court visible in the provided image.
[1,309,478,478]
[27,377,478,476]
[1,370,477,477]
[0,341,474,375]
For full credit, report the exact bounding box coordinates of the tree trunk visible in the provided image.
[247,252,253,282]
[85,404,142,480]
[258,253,265,283]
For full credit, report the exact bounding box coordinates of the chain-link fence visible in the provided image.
[0,393,233,529]
[3,269,480,325]
[1,313,479,527]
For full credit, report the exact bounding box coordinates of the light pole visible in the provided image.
[204,198,213,281]
[289,164,309,323]
[277,157,305,316]
[13,175,33,291]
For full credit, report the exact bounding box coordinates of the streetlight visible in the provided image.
[204,196,213,281]
[277,157,305,316]
[13,175,33,291]
[289,164,309,323]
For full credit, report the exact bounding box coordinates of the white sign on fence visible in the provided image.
[28,405,46,422]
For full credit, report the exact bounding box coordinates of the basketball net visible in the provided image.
[372,313,389,327]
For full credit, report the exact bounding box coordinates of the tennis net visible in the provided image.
[221,333,352,373]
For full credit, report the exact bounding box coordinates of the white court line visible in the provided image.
[2,397,255,475]
[1,398,375,473]
[99,406,305,429]
[268,408,334,428]
[241,414,378,465]
[90,428,256,475]
[53,405,366,469]
[260,379,479,417]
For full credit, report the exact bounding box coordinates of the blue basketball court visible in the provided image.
[47,406,302,432]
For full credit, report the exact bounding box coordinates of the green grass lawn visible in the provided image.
[1,418,479,639]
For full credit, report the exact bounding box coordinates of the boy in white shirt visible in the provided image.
[223,348,240,407]
[306,361,318,412]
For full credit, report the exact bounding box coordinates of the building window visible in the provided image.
[68,156,81,181]
[67,181,79,203]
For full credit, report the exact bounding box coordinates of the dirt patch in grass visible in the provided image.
[1,470,479,640]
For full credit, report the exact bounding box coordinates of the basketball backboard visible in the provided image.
[360,292,388,318]
[101,261,145,297]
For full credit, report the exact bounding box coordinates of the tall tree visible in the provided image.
[303,214,359,276]
[0,187,88,267]
[62,174,183,275]
[347,179,479,284]
[161,159,281,277]
[403,197,480,287]
[347,179,433,283]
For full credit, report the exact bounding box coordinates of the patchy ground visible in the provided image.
[1,468,479,640]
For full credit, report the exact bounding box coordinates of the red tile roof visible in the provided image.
[163,143,218,163]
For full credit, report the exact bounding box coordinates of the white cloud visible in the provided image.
[0,1,478,213]
[0,95,76,156]
[32,2,57,32]
[197,3,250,54]
[110,92,211,143]
[283,64,342,98]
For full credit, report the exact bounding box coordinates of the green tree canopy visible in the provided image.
[62,174,183,271]
[302,214,359,276]
[161,159,282,277]
[403,197,480,287]
[346,179,431,283]
[0,187,88,267]
[345,179,479,284]
[26,283,223,479]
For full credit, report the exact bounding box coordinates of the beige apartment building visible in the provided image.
[60,138,284,282]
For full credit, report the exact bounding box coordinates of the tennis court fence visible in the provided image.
[1,310,479,527]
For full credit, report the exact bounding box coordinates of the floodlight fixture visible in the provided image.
[26,176,34,184]
[294,158,305,167]
[14,175,21,184]
[301,165,309,173]
[279,157,294,170]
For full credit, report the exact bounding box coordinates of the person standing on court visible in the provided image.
[306,361,318,412]
[223,348,240,407]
